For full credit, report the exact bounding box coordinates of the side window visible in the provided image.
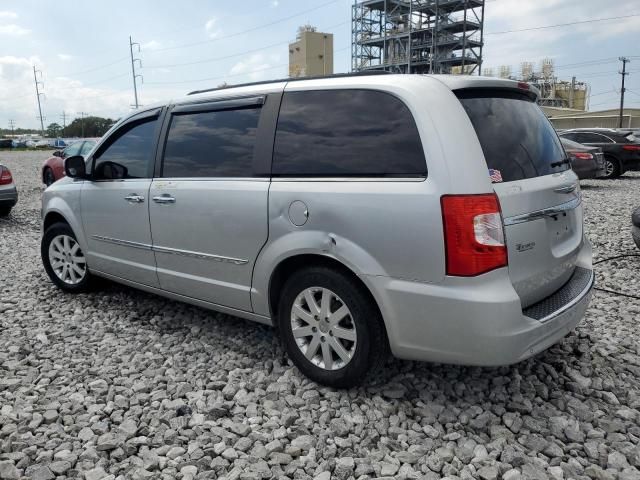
[162,107,260,178]
[592,133,613,143]
[80,141,95,156]
[93,118,158,180]
[272,90,426,177]
[63,142,83,158]
[560,133,577,142]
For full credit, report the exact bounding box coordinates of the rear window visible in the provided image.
[457,90,569,182]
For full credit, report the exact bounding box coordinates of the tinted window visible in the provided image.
[458,90,568,182]
[93,119,158,180]
[63,142,83,158]
[273,90,426,176]
[162,108,260,178]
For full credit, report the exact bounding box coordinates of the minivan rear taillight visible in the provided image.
[0,166,12,185]
[441,194,507,276]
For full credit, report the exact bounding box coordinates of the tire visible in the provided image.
[43,168,55,187]
[277,266,387,388]
[0,207,11,217]
[41,222,93,292]
[602,156,622,179]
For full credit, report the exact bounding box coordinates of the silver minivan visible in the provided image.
[41,73,593,387]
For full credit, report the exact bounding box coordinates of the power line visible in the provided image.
[486,13,640,35]
[145,20,349,70]
[145,0,340,53]
[50,56,130,78]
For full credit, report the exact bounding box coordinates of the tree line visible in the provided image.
[1,116,117,139]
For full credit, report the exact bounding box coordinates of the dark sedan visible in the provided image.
[559,137,606,179]
[558,129,640,178]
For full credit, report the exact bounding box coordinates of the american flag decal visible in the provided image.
[489,169,503,183]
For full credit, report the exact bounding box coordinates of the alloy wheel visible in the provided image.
[604,159,615,178]
[290,287,357,370]
[48,234,86,285]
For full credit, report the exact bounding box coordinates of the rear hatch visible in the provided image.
[457,88,583,308]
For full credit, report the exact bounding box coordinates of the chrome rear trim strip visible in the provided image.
[92,236,248,265]
[503,196,582,226]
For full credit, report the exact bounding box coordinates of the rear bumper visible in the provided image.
[366,237,593,366]
[0,186,18,207]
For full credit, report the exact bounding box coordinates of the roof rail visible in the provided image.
[187,71,393,96]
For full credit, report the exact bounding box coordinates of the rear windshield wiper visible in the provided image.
[550,157,571,168]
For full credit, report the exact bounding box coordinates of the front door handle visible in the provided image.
[153,194,176,204]
[124,194,145,203]
[554,183,577,194]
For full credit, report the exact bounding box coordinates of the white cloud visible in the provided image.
[229,54,275,81]
[142,40,161,50]
[57,54,72,61]
[205,17,220,39]
[0,24,30,36]
[0,11,18,19]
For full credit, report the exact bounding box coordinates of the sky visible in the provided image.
[1,0,639,130]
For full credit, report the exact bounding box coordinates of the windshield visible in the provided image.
[457,89,569,182]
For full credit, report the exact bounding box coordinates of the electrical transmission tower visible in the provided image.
[618,57,630,128]
[33,65,45,136]
[79,112,88,138]
[129,36,143,109]
[8,120,16,137]
[61,111,67,137]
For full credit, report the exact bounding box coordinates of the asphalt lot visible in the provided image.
[1,150,640,480]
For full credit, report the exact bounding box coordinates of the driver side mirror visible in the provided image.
[64,155,88,179]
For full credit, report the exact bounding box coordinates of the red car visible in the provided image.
[42,140,96,186]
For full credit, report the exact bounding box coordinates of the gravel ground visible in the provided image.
[1,151,640,480]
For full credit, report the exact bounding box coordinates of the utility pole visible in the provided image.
[129,36,143,109]
[33,65,45,136]
[79,112,87,138]
[618,57,630,128]
[8,120,15,138]
[60,111,67,137]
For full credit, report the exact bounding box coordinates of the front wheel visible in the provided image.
[43,168,55,187]
[0,207,11,217]
[277,266,387,388]
[41,222,93,292]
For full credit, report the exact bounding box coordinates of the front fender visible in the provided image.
[250,229,389,317]
[42,182,86,253]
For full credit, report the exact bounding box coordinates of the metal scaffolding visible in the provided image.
[351,0,485,75]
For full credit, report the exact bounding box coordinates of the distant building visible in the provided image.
[544,107,640,130]
[486,58,589,110]
[289,25,334,78]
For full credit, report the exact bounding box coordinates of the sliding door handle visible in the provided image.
[153,194,176,204]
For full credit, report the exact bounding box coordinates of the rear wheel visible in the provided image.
[42,222,93,292]
[0,207,11,217]
[43,168,55,187]
[602,156,622,178]
[277,266,387,388]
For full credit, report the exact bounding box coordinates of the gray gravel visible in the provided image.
[1,150,640,480]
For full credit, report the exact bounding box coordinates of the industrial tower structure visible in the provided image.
[351,0,485,75]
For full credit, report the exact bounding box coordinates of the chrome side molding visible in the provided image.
[91,236,248,265]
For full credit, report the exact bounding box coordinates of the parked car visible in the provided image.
[40,74,593,387]
[559,137,606,179]
[42,140,96,186]
[0,139,12,149]
[0,164,18,216]
[558,128,640,178]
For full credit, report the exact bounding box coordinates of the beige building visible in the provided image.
[289,26,333,78]
[543,107,640,130]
